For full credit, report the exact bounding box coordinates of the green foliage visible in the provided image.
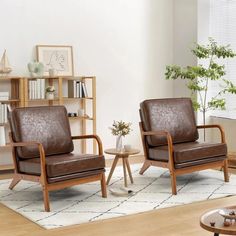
[45,86,55,93]
[208,98,226,110]
[165,38,236,123]
[109,120,132,137]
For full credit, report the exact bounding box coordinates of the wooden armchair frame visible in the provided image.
[9,133,107,212]
[139,122,229,195]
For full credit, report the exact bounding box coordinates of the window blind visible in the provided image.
[208,0,236,118]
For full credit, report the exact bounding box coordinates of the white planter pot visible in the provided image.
[46,93,54,100]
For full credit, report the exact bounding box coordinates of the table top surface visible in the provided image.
[104,148,140,156]
[200,206,236,235]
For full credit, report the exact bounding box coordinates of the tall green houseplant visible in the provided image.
[165,38,236,136]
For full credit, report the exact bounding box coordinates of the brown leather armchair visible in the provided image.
[139,98,229,195]
[8,105,107,212]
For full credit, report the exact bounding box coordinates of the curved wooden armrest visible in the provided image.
[9,131,46,174]
[142,130,173,146]
[10,141,43,148]
[140,126,174,165]
[9,139,47,177]
[142,130,171,137]
[197,124,225,143]
[72,134,103,155]
[9,141,45,159]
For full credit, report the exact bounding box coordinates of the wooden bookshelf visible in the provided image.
[60,76,97,153]
[24,75,97,153]
[0,76,24,146]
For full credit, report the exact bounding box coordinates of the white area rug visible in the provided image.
[0,163,236,229]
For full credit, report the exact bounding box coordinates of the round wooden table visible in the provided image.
[200,206,236,235]
[105,148,140,187]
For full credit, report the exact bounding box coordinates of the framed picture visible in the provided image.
[36,45,74,76]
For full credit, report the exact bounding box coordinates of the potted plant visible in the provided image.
[109,120,132,151]
[165,38,236,139]
[45,86,55,100]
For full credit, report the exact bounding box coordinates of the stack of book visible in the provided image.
[68,81,88,98]
[0,103,7,124]
[28,79,46,99]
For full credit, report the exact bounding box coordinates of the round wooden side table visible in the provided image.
[200,207,236,235]
[105,148,140,187]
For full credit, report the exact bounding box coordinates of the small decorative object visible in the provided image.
[48,68,57,77]
[224,221,231,227]
[45,86,55,100]
[124,144,132,152]
[36,45,74,76]
[68,113,77,117]
[78,108,85,117]
[0,49,12,76]
[219,208,236,220]
[210,221,215,227]
[27,61,44,77]
[109,120,132,151]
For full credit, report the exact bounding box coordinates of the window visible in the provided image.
[208,0,236,118]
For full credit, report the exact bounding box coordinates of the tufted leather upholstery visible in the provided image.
[8,106,106,180]
[140,98,199,146]
[140,98,227,167]
[8,105,107,211]
[9,106,74,159]
[148,141,227,168]
[139,98,229,194]
[18,153,105,178]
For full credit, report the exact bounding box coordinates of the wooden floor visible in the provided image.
[1,156,236,236]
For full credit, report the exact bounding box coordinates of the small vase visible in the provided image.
[116,135,123,151]
[46,92,54,100]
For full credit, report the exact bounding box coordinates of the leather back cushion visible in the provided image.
[9,106,74,159]
[140,98,199,146]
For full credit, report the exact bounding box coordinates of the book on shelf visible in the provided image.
[0,103,7,124]
[28,79,45,99]
[77,81,81,98]
[81,82,88,97]
[40,79,45,99]
[68,80,88,98]
[0,126,6,146]
[68,80,77,98]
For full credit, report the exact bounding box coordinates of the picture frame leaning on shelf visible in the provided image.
[36,45,74,77]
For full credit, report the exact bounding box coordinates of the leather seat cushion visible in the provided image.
[148,141,227,166]
[47,169,105,183]
[18,153,105,178]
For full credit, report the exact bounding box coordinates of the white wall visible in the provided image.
[173,0,198,98]
[0,0,174,163]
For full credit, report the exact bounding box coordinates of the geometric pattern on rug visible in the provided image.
[0,163,236,229]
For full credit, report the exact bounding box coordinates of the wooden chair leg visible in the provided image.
[9,175,21,190]
[42,185,50,212]
[139,160,150,175]
[101,172,107,198]
[170,171,177,195]
[223,159,229,182]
